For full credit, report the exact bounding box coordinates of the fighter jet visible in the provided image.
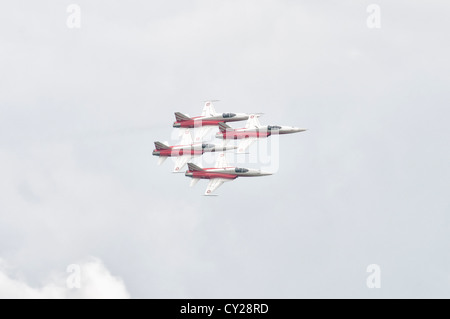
[152,129,237,172]
[173,100,250,142]
[185,153,272,196]
[215,114,307,153]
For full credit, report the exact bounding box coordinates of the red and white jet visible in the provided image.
[152,130,236,172]
[173,101,250,142]
[185,153,272,196]
[215,114,307,153]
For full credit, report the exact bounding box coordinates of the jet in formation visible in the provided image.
[173,101,250,142]
[216,114,307,153]
[185,153,272,196]
[153,100,306,195]
[152,129,236,172]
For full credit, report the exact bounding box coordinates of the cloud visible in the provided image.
[0,143,202,298]
[0,257,130,299]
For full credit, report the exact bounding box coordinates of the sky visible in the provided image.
[0,0,449,298]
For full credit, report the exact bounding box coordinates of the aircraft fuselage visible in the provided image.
[152,143,236,157]
[218,129,271,140]
[216,126,306,140]
[173,114,249,128]
[185,167,272,180]
[153,148,204,157]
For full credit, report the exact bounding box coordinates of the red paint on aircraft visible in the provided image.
[153,147,205,157]
[218,130,271,140]
[173,119,225,128]
[188,171,238,180]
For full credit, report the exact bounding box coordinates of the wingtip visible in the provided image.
[203,99,220,106]
[246,112,264,116]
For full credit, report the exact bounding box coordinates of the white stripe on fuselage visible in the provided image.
[171,143,203,150]
[226,126,296,134]
[204,167,236,174]
[203,167,257,177]
[192,115,249,121]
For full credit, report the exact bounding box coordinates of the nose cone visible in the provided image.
[248,169,272,176]
[221,145,237,151]
[292,127,307,133]
[211,145,237,152]
[173,122,181,128]
[152,150,160,156]
[235,113,250,120]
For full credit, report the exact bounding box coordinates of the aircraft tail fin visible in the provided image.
[218,122,231,133]
[187,163,204,172]
[174,112,191,122]
[154,141,170,150]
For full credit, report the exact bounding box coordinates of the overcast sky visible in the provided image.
[0,0,449,298]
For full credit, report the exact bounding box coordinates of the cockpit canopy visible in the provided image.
[235,167,249,173]
[222,113,236,118]
[202,143,215,149]
[268,125,282,130]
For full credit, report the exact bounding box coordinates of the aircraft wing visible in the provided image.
[202,100,217,117]
[245,114,262,129]
[157,156,168,165]
[237,138,257,153]
[173,155,192,172]
[215,152,229,168]
[192,126,214,142]
[205,178,230,195]
[179,128,193,145]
